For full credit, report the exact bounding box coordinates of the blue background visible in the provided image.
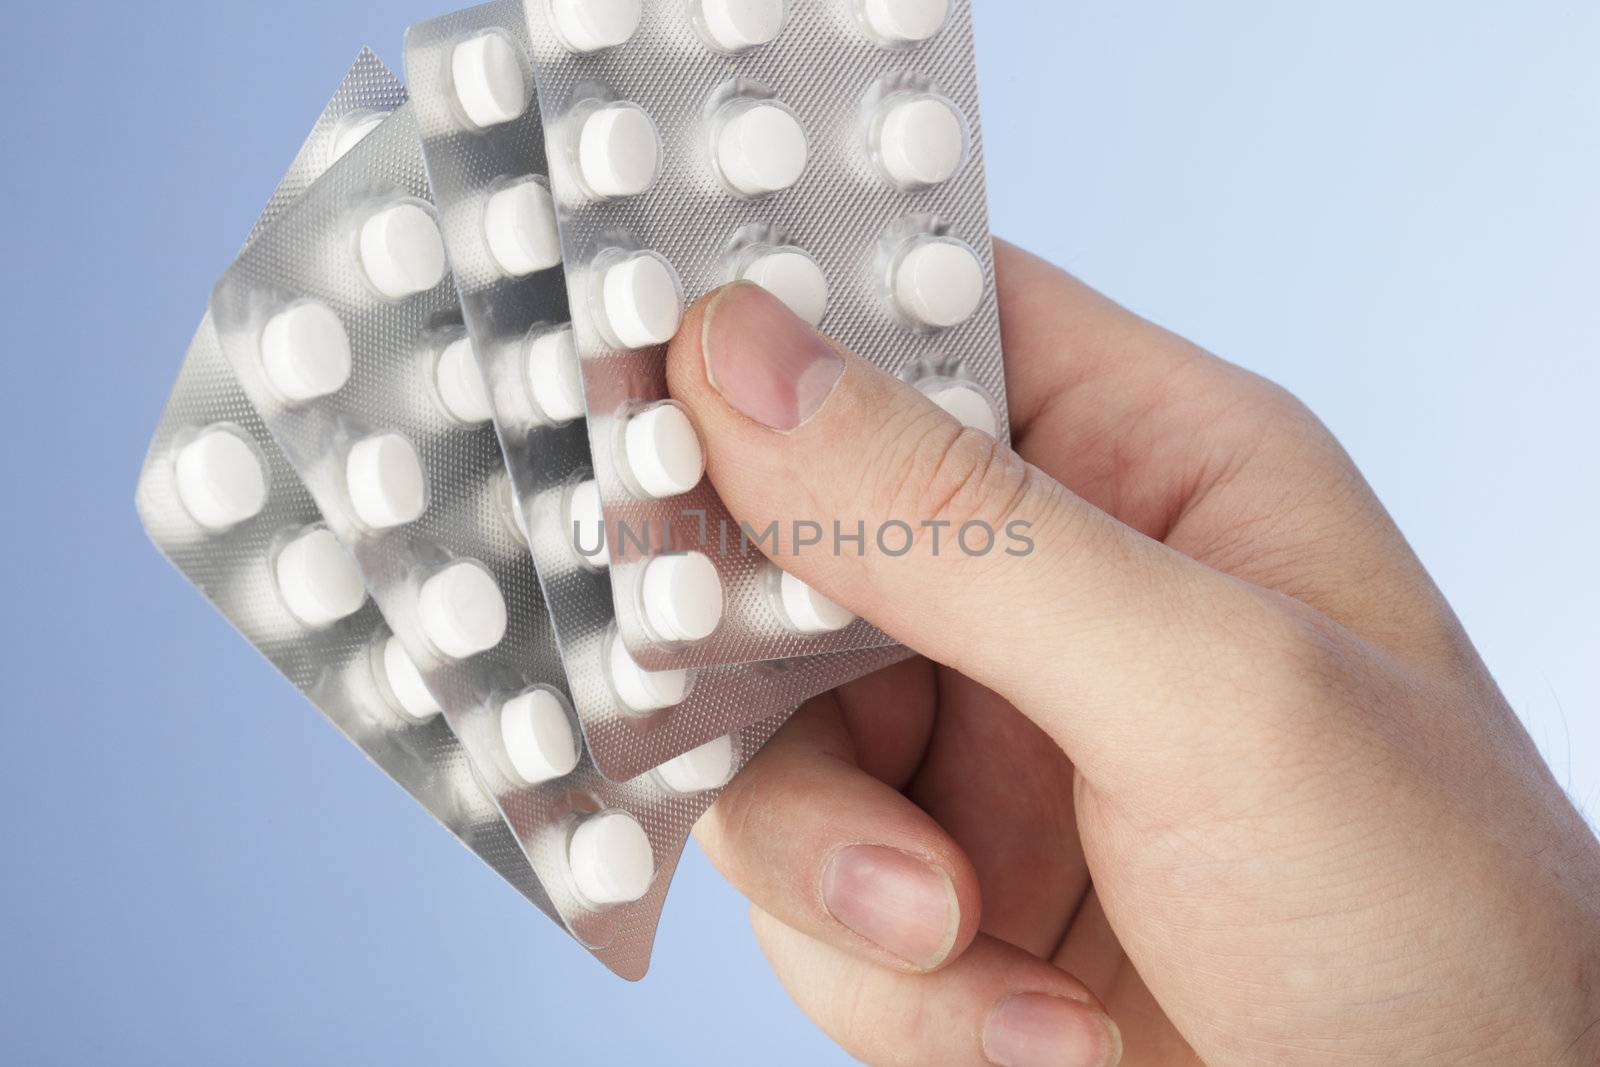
[4,3,1597,1063]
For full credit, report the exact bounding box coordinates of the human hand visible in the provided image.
[662,242,1600,1066]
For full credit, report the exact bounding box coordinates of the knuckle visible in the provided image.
[864,407,1032,544]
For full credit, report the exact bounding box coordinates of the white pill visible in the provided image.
[878,96,964,188]
[641,552,724,643]
[740,249,828,326]
[418,561,508,660]
[578,104,660,198]
[500,689,580,785]
[484,178,561,277]
[925,381,1000,437]
[275,528,367,628]
[382,635,442,721]
[654,735,737,794]
[601,252,682,348]
[623,404,705,499]
[346,433,428,529]
[524,328,586,423]
[716,103,807,196]
[701,0,785,51]
[434,336,492,425]
[776,570,855,635]
[607,632,690,713]
[259,302,352,403]
[551,0,642,52]
[893,238,985,329]
[174,428,268,531]
[862,0,949,44]
[451,33,527,128]
[330,111,386,163]
[568,810,654,906]
[359,202,447,300]
[566,478,610,569]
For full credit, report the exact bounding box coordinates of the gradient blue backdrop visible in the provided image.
[4,3,1596,1063]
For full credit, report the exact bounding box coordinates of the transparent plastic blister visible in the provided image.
[404,0,913,783]
[515,0,1008,672]
[136,52,556,916]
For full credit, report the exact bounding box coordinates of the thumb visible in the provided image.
[666,282,1280,774]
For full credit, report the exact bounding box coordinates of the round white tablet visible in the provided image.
[524,327,586,423]
[451,33,527,128]
[382,635,442,721]
[330,110,386,163]
[484,178,561,277]
[174,428,268,531]
[607,632,690,713]
[877,96,965,188]
[578,104,660,198]
[566,478,610,569]
[623,404,705,499]
[716,103,807,196]
[701,0,785,51]
[260,302,352,403]
[600,252,682,348]
[893,238,984,329]
[345,433,428,529]
[776,570,855,635]
[568,810,654,906]
[433,336,492,425]
[418,561,508,660]
[359,202,447,300]
[740,249,828,326]
[500,689,580,785]
[551,0,642,52]
[640,552,724,643]
[925,380,999,437]
[654,735,737,794]
[862,0,949,44]
[275,527,367,628]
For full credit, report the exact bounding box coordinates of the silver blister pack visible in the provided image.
[403,0,913,782]
[137,52,556,920]
[516,0,1008,671]
[205,103,812,977]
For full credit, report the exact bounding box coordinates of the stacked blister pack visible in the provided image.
[138,0,1003,981]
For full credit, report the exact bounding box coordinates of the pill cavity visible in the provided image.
[551,0,643,52]
[740,249,828,326]
[877,96,965,188]
[578,103,660,198]
[568,810,655,906]
[893,237,984,329]
[701,0,786,51]
[716,102,807,197]
[566,479,611,569]
[330,110,386,164]
[359,202,447,299]
[500,689,581,785]
[862,0,949,44]
[260,301,352,403]
[775,569,855,635]
[418,560,508,660]
[653,734,737,794]
[275,527,367,628]
[175,428,268,531]
[600,252,682,348]
[451,32,527,128]
[484,177,561,277]
[346,433,428,529]
[524,327,587,424]
[641,552,725,643]
[383,635,442,721]
[623,404,705,499]
[923,380,999,437]
[607,630,690,713]
[434,336,493,425]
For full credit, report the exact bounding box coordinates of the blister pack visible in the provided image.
[204,102,830,977]
[518,0,1008,671]
[136,51,556,917]
[403,1,911,782]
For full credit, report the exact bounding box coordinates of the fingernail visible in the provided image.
[983,994,1123,1067]
[701,282,844,431]
[820,844,959,970]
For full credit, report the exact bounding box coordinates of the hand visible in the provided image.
[662,242,1600,1066]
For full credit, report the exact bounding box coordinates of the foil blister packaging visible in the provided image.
[403,0,912,783]
[137,51,557,919]
[512,0,1009,672]
[204,101,795,978]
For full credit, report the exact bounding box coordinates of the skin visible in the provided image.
[660,241,1600,1066]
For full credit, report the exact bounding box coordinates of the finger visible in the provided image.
[695,691,982,973]
[752,908,1123,1067]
